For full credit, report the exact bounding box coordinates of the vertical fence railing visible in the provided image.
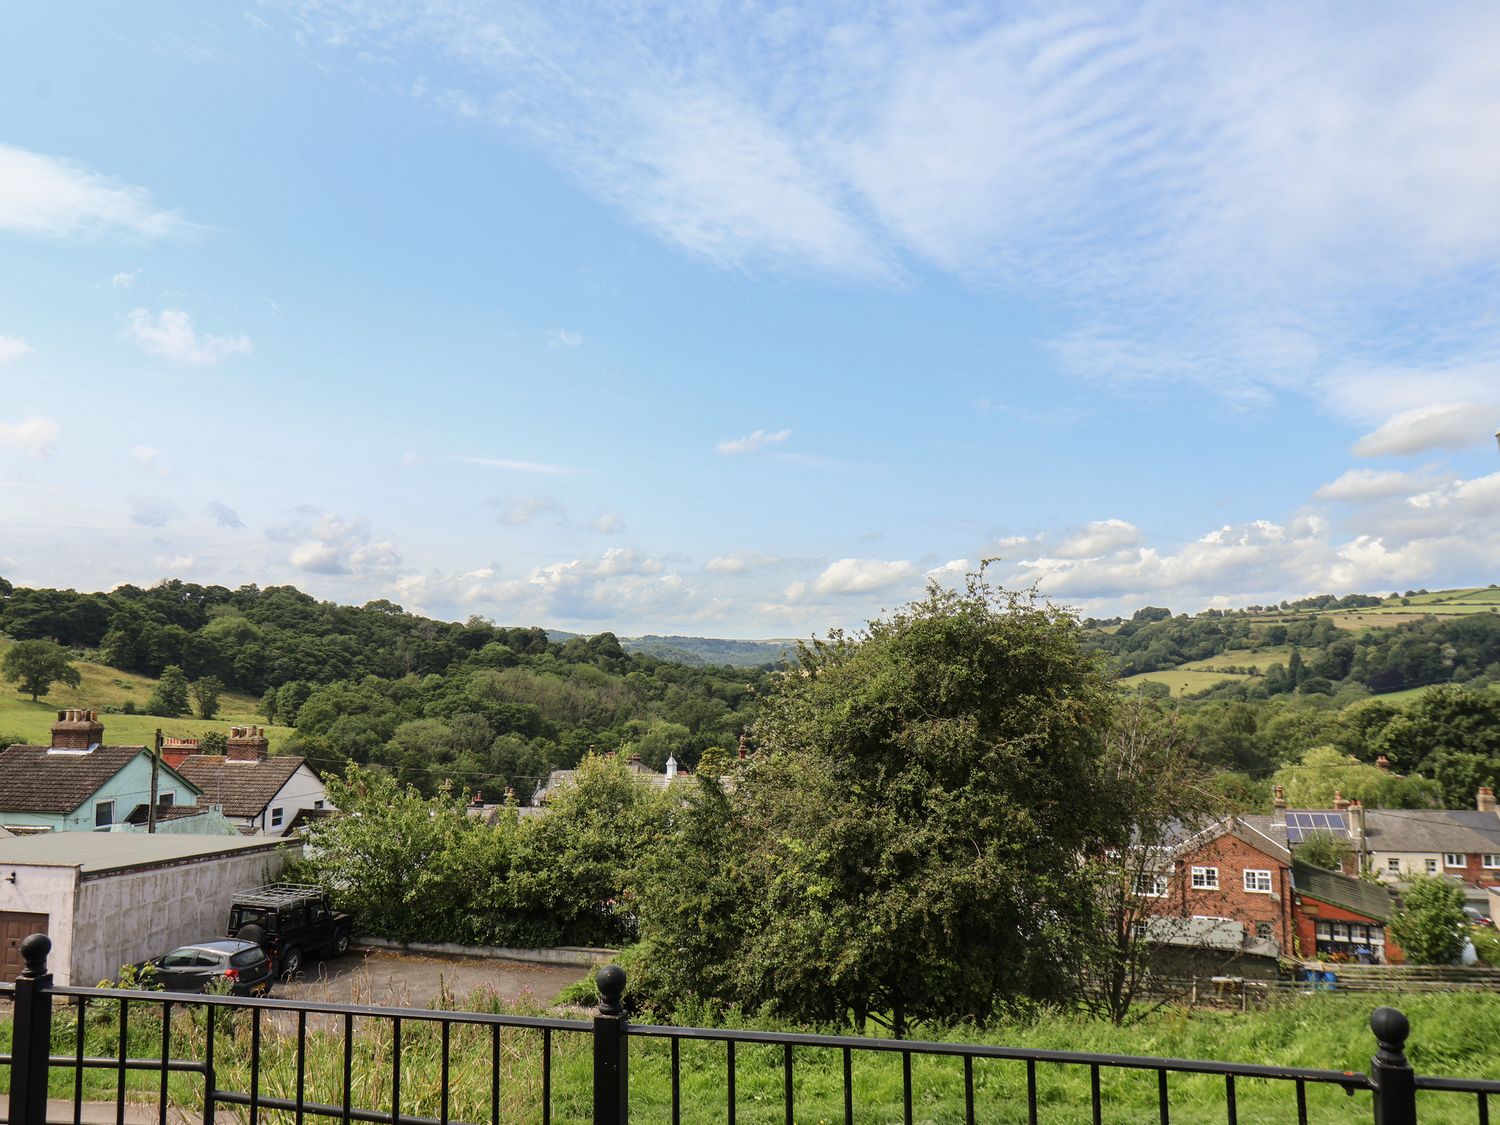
[9,939,1499,1125]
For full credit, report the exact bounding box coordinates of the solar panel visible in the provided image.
[1283,810,1350,843]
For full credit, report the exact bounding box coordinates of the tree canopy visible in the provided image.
[1,639,82,702]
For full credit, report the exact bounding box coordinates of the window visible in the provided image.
[158,792,174,808]
[1425,858,1438,874]
[1443,853,1465,868]
[1243,869,1273,893]
[1255,921,1275,941]
[1129,921,1147,940]
[313,799,325,810]
[1387,858,1401,873]
[1190,866,1219,890]
[1133,873,1168,897]
[1332,922,1349,942]
[1315,921,1331,940]
[94,799,114,828]
[1369,926,1385,945]
[1484,855,1500,869]
[271,806,284,827]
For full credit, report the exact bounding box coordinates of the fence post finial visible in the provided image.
[9,933,54,1125]
[1369,1006,1416,1125]
[593,965,629,1124]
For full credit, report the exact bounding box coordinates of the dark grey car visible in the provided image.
[150,939,273,995]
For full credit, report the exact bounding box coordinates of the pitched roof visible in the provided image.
[174,755,307,818]
[0,744,202,814]
[1362,809,1500,855]
[1293,860,1398,922]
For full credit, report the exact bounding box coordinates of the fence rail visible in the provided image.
[3,933,1496,1124]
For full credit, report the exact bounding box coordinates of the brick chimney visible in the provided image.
[161,736,200,770]
[1375,755,1391,772]
[1332,790,1351,812]
[50,708,104,750]
[1272,785,1286,814]
[1479,786,1497,814]
[738,732,749,761]
[226,725,269,762]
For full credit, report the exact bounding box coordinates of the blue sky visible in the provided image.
[3,2,1499,637]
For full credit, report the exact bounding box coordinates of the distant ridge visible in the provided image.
[545,630,795,668]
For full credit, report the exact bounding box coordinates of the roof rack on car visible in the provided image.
[231,883,328,907]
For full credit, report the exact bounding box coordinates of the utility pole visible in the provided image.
[148,727,162,833]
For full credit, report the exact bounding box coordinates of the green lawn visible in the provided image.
[0,637,293,750]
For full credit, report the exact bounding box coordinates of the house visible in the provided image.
[1142,816,1297,956]
[1291,860,1403,964]
[0,831,292,985]
[0,710,204,833]
[531,751,690,806]
[174,726,330,836]
[1360,791,1500,887]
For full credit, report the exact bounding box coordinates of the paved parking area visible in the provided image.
[274,947,590,1009]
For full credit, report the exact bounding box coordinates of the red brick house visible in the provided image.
[1145,817,1296,955]
[1291,860,1404,964]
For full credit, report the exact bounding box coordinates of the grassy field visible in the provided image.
[4,989,1498,1124]
[0,637,293,751]
[1118,669,1255,697]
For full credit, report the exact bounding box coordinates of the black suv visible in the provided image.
[226,883,353,977]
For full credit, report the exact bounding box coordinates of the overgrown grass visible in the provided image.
[0,637,292,750]
[5,989,1499,1124]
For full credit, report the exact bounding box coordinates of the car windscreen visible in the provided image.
[230,948,269,968]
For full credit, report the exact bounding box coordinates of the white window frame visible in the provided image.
[1190,866,1219,890]
[1443,853,1465,868]
[1315,920,1331,940]
[1243,869,1273,893]
[94,799,114,828]
[1133,873,1169,898]
[1424,858,1438,874]
[1332,921,1349,941]
[270,806,284,828]
[1483,855,1500,870]
[1387,857,1401,873]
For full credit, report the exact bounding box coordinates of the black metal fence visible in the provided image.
[4,934,1498,1125]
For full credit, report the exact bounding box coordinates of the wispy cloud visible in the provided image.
[0,144,190,240]
[0,336,32,368]
[716,428,790,455]
[494,495,566,526]
[131,444,170,476]
[110,269,141,288]
[284,4,1500,412]
[128,496,180,528]
[547,328,583,348]
[124,308,252,365]
[206,500,244,530]
[0,416,59,458]
[455,455,573,475]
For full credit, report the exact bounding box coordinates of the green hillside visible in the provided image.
[0,637,294,750]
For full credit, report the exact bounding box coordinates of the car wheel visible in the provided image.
[280,946,303,978]
[333,929,350,957]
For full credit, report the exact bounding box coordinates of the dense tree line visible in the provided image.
[0,578,765,799]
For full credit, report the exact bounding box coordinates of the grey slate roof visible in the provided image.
[1361,809,1500,854]
[0,744,200,814]
[1292,860,1398,921]
[175,755,307,818]
[0,831,288,875]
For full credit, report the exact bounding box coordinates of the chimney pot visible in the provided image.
[50,707,104,750]
[1332,789,1351,812]
[1375,755,1390,772]
[1479,786,1497,814]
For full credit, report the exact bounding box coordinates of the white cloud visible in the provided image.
[274,510,403,577]
[124,309,251,366]
[131,445,170,476]
[1052,520,1140,559]
[0,336,33,368]
[155,554,194,573]
[0,144,189,240]
[0,416,59,458]
[548,328,583,348]
[807,558,916,597]
[397,451,425,469]
[455,455,572,475]
[590,511,624,534]
[1314,468,1431,503]
[495,495,565,526]
[705,550,780,574]
[716,428,791,455]
[110,270,140,288]
[206,500,244,530]
[1352,403,1497,457]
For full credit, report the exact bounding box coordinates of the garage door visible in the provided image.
[1,912,49,982]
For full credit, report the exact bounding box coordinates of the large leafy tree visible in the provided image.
[1,639,82,702]
[637,573,1123,1032]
